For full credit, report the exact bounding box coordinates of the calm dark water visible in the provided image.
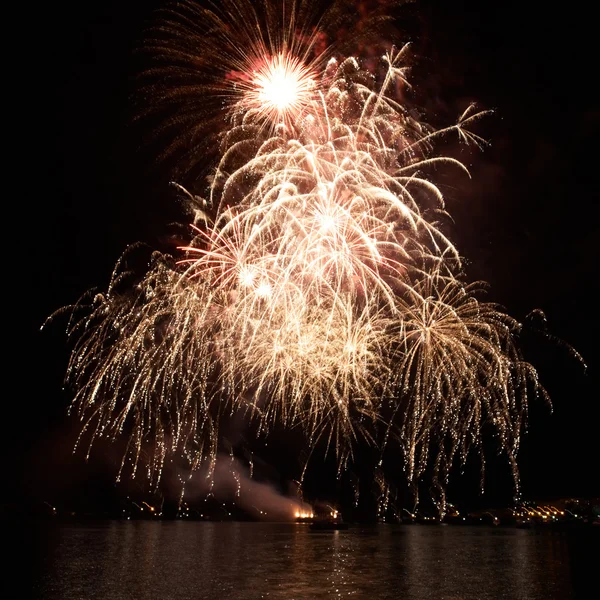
[16,521,597,599]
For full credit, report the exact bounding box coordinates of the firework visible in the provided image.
[48,0,561,507]
[135,0,406,176]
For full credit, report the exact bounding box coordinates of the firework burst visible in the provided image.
[47,0,569,508]
[135,0,406,176]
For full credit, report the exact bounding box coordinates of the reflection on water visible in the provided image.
[25,521,595,599]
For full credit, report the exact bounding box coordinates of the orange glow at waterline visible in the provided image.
[295,511,315,519]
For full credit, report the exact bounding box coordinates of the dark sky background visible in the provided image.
[11,0,598,515]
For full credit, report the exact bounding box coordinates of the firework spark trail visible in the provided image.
[48,0,560,505]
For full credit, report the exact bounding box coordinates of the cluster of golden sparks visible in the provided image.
[50,0,559,506]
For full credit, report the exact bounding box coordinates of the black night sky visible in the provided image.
[10,0,598,516]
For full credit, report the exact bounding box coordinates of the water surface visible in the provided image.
[21,521,596,599]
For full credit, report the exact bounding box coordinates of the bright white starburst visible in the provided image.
[244,52,317,127]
